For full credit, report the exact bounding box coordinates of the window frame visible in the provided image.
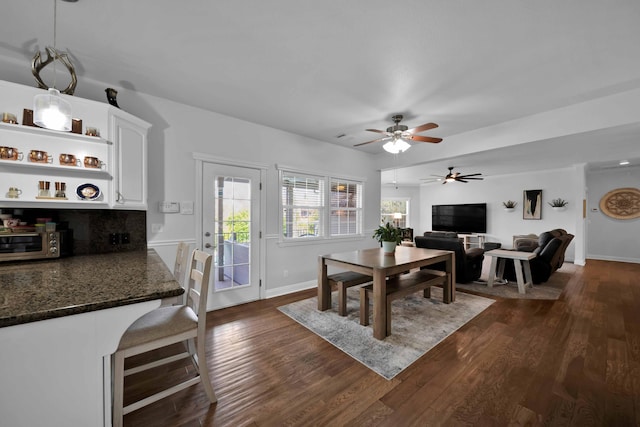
[381,197,410,228]
[278,166,365,244]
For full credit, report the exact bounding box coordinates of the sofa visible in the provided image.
[414,231,485,283]
[505,228,574,284]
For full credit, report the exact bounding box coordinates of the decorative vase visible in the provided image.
[504,207,516,212]
[105,88,120,108]
[382,241,396,254]
[552,206,566,212]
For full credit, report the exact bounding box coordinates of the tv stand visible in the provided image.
[458,233,485,249]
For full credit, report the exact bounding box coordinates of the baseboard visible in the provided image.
[586,255,640,264]
[266,279,316,299]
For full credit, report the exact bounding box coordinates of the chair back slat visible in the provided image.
[186,249,213,320]
[173,242,191,287]
[189,288,201,312]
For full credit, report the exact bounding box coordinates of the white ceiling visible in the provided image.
[2,0,640,184]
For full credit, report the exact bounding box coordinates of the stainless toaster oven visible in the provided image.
[0,231,73,262]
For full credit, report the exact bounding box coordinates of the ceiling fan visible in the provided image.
[354,114,442,154]
[440,166,483,184]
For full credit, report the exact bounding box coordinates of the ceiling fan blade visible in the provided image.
[408,135,443,143]
[456,179,469,183]
[458,173,482,178]
[406,122,438,134]
[460,177,484,180]
[353,136,391,147]
[365,128,391,135]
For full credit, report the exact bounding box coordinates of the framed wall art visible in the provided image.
[523,189,542,220]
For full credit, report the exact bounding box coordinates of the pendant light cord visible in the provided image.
[52,0,58,89]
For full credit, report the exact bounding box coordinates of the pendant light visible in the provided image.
[33,0,73,131]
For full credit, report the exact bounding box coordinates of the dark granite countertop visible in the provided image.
[0,249,184,328]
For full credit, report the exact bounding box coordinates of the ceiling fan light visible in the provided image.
[382,141,400,154]
[383,138,411,154]
[33,88,72,131]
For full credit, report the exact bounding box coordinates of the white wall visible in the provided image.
[586,165,640,263]
[113,91,382,296]
[414,167,582,262]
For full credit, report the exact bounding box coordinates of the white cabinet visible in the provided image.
[0,80,150,210]
[110,112,150,210]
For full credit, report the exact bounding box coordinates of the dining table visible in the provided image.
[318,246,456,340]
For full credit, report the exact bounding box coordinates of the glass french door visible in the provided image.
[202,162,261,310]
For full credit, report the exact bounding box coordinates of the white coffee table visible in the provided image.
[485,249,536,294]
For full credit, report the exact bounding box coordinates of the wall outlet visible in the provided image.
[109,233,120,245]
[121,232,130,244]
[283,270,288,278]
[151,224,164,233]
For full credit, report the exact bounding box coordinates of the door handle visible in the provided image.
[204,243,212,248]
[204,232,211,237]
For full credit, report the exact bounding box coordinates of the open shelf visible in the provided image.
[0,122,112,145]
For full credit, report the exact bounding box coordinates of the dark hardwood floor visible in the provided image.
[123,260,640,426]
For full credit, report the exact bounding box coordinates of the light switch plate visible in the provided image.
[180,201,194,215]
[159,201,180,213]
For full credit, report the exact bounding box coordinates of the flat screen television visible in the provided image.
[432,203,487,234]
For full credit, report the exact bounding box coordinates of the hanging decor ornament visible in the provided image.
[32,46,77,96]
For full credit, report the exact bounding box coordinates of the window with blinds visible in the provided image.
[330,179,362,236]
[281,172,324,238]
[280,170,363,240]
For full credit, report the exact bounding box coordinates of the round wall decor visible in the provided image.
[599,187,640,220]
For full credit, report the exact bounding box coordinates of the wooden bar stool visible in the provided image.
[112,249,217,426]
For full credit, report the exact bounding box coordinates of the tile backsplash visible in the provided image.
[1,208,146,255]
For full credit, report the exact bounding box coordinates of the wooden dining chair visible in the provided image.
[112,249,217,426]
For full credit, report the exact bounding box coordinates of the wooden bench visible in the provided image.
[360,269,448,336]
[327,271,372,316]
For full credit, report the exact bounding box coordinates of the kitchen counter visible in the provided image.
[0,249,183,328]
[0,248,184,427]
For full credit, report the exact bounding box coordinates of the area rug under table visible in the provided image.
[278,286,494,380]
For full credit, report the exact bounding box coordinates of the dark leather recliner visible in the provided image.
[414,232,485,283]
[505,229,574,284]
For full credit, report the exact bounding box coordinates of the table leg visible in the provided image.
[513,259,526,294]
[487,256,498,287]
[372,268,387,340]
[317,256,330,311]
[523,260,533,290]
[497,258,506,280]
[444,252,455,303]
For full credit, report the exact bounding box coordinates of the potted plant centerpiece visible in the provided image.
[373,221,402,254]
[503,200,517,212]
[548,198,569,211]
